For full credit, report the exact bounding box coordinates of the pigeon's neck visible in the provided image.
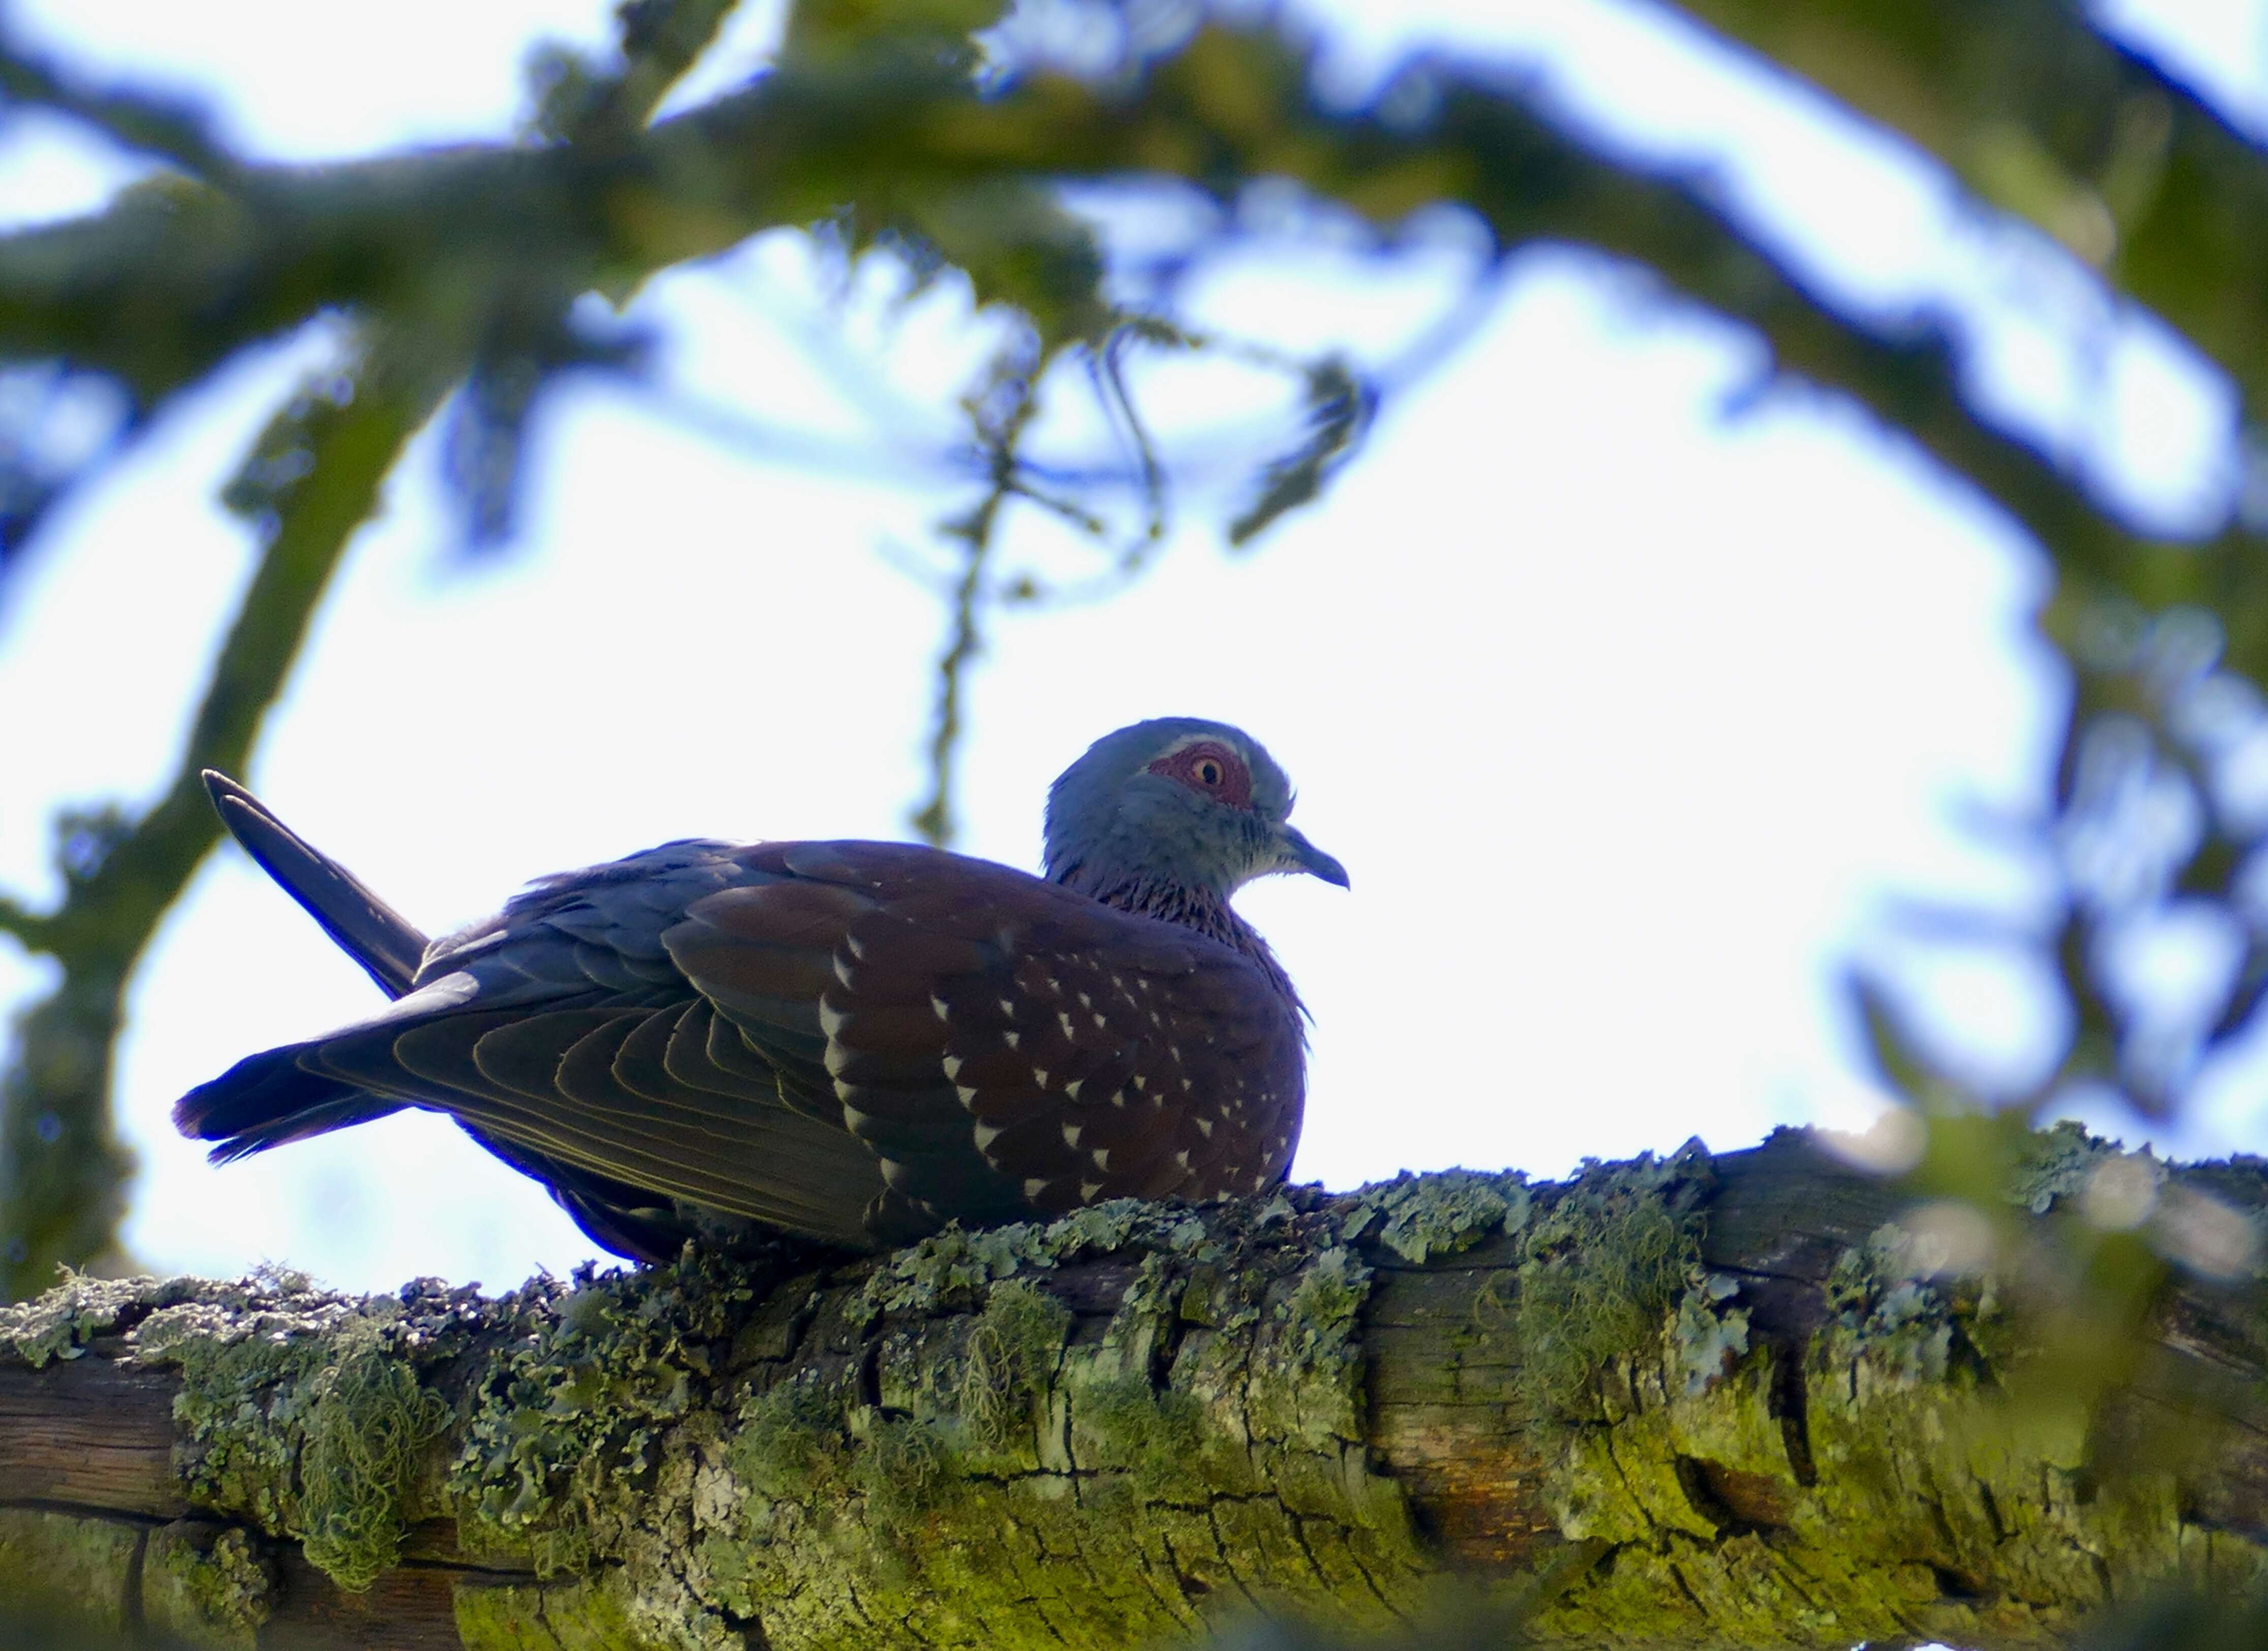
[1054,862,1303,1013]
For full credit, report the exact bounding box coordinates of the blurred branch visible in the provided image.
[1228,353,1372,545]
[0,29,239,184]
[908,350,1043,848]
[1663,0,2268,425]
[530,0,742,147]
[0,332,454,1302]
[0,892,44,950]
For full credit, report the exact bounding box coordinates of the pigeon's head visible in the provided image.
[1043,718,1348,900]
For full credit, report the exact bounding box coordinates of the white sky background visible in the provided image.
[0,0,2261,1294]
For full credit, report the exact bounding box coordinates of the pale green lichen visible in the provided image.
[1508,1148,1711,1424]
[144,1295,427,1591]
[729,1375,849,1497]
[958,1277,1072,1448]
[450,1247,759,1579]
[1076,1372,1211,1500]
[141,1522,275,1651]
[0,1270,216,1367]
[856,1200,1219,1319]
[112,1269,490,1595]
[1343,1167,1532,1263]
[679,1199,1427,1651]
[1823,1225,1974,1388]
[857,1223,1050,1315]
[298,1340,453,1589]
[1532,1136,2261,1649]
[2008,1119,2129,1215]
[19,1144,2268,1649]
[1670,1270,1751,1397]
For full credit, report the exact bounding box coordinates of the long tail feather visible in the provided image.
[203,770,429,996]
[189,777,708,1260]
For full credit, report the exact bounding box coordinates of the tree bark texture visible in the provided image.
[3,1128,2266,1651]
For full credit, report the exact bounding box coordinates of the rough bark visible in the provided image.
[2,1128,2265,1650]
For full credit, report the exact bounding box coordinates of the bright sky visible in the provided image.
[0,0,2262,1294]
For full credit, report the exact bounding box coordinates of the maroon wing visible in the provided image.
[665,841,1309,1230]
[176,840,890,1251]
[178,837,1308,1255]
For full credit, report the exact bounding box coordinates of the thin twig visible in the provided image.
[0,38,240,185]
[0,890,47,950]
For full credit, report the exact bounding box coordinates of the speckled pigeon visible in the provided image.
[174,719,1347,1261]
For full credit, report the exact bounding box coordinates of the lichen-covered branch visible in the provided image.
[4,1135,2265,1650]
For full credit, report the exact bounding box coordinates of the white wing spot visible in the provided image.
[931,994,951,1023]
[833,955,856,989]
[974,1120,1006,1151]
[1004,1030,1021,1050]
[1174,1150,1192,1171]
[1132,1075,1148,1093]
[1064,1078,1084,1101]
[955,1085,981,1108]
[1251,1172,1270,1192]
[1079,1181,1103,1202]
[1046,975,1063,994]
[818,1001,852,1038]
[1194,1117,1214,1139]
[1078,991,1093,1009]
[999,998,1017,1017]
[1033,1067,1050,1087]
[1058,1011,1077,1038]
[1092,1013,1108,1030]
[1109,1088,1128,1109]
[1167,1044,1183,1063]
[1091,1147,1111,1171]
[1062,1120,1084,1148]
[1023,1177,1053,1199]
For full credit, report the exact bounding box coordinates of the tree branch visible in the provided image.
[0,32,240,185]
[3,1134,2264,1649]
[1660,0,2268,420]
[0,334,455,1303]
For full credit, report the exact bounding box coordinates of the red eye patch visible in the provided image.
[1146,741,1253,807]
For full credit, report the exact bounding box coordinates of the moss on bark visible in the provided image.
[5,1140,2268,1648]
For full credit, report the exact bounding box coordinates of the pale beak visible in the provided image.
[1280,826,1350,888]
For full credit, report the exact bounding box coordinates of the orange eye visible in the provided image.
[1195,758,1223,786]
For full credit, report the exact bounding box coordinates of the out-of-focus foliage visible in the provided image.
[0,9,2265,1609]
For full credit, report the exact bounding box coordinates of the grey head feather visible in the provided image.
[1044,717,1346,899]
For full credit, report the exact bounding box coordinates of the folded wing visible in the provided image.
[178,837,1306,1255]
